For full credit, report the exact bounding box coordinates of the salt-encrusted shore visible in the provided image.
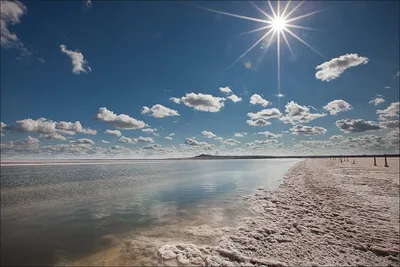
[71,158,399,266]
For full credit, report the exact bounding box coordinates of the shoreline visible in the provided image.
[70,158,399,266]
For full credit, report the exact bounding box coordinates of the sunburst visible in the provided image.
[195,0,325,96]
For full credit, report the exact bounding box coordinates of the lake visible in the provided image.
[1,159,298,266]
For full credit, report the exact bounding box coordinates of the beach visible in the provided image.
[70,157,399,266]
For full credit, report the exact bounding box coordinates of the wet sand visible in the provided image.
[70,158,400,266]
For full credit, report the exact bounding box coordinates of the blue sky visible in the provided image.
[1,0,399,158]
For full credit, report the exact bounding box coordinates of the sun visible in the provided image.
[195,0,325,97]
[271,16,287,32]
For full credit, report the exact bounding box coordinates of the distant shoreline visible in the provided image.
[1,153,399,166]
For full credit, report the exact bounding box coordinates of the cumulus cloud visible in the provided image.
[141,104,179,118]
[234,132,247,137]
[201,131,217,139]
[219,86,232,95]
[4,118,96,136]
[184,138,215,150]
[85,0,92,8]
[247,108,281,121]
[223,139,240,146]
[56,121,96,135]
[180,93,225,112]
[0,0,30,54]
[105,129,121,137]
[227,94,242,103]
[323,100,352,115]
[70,138,95,145]
[315,53,369,81]
[336,118,382,133]
[170,97,181,104]
[249,94,270,107]
[142,128,157,134]
[118,136,154,144]
[280,101,326,124]
[60,44,91,74]
[1,122,6,136]
[39,133,67,141]
[246,119,271,127]
[376,102,399,121]
[289,125,327,135]
[165,136,173,140]
[257,131,282,138]
[100,140,110,144]
[379,120,400,130]
[94,107,145,130]
[369,96,385,106]
[329,135,344,140]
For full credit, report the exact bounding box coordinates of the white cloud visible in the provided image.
[1,122,6,136]
[60,44,91,74]
[142,128,157,133]
[289,125,327,135]
[280,101,326,124]
[201,130,217,139]
[227,94,242,103]
[257,131,282,138]
[323,100,352,115]
[137,136,154,143]
[0,0,29,55]
[169,133,175,136]
[100,140,110,144]
[165,136,173,140]
[329,135,344,140]
[380,120,400,130]
[94,107,145,130]
[247,108,281,120]
[70,138,95,145]
[39,133,67,141]
[249,94,270,107]
[184,138,215,150]
[315,53,369,81]
[384,86,391,89]
[118,136,154,144]
[376,102,399,121]
[219,86,232,95]
[170,97,181,104]
[141,104,179,118]
[369,97,385,106]
[118,136,137,144]
[274,93,285,98]
[246,119,271,127]
[234,132,247,137]
[223,139,240,146]
[85,0,92,8]
[336,118,382,133]
[3,118,95,136]
[180,93,225,112]
[105,129,122,137]
[56,121,96,135]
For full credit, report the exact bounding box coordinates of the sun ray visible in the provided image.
[285,9,325,23]
[283,27,325,58]
[250,2,274,21]
[277,0,280,17]
[281,30,295,60]
[239,25,272,36]
[222,28,275,74]
[277,31,281,94]
[285,24,324,31]
[283,0,304,20]
[267,1,278,19]
[194,5,269,24]
[281,1,291,18]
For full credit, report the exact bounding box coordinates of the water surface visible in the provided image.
[1,159,298,266]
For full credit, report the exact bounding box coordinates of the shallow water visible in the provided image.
[1,159,298,266]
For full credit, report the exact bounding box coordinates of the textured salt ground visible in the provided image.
[70,158,399,266]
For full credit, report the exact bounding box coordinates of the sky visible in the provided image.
[1,0,399,159]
